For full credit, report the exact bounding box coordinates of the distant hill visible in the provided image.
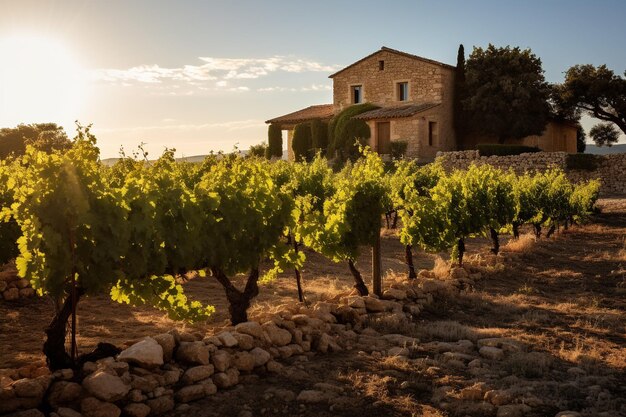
[585,144,626,155]
[101,149,289,166]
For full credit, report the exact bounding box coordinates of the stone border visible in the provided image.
[0,265,485,417]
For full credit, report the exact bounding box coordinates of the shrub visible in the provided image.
[310,119,328,152]
[266,124,283,158]
[566,153,599,171]
[248,142,268,158]
[477,144,540,156]
[390,140,408,159]
[328,103,379,159]
[292,123,312,161]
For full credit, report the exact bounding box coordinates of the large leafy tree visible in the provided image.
[556,64,626,135]
[0,123,71,159]
[463,44,551,144]
[589,123,620,147]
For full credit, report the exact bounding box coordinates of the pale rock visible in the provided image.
[47,381,82,407]
[345,296,365,309]
[363,296,385,312]
[82,371,130,402]
[202,336,222,347]
[122,403,150,417]
[81,397,121,417]
[555,412,582,417]
[127,389,143,402]
[52,369,74,381]
[182,365,214,384]
[162,369,181,385]
[0,280,6,292]
[118,337,163,369]
[262,323,292,347]
[459,382,487,401]
[450,267,469,280]
[82,362,97,374]
[485,390,514,406]
[174,384,207,403]
[12,378,45,398]
[212,368,238,389]
[217,331,238,348]
[468,359,482,368]
[4,288,20,301]
[250,347,271,367]
[234,322,264,339]
[175,341,210,365]
[479,346,505,361]
[15,279,29,289]
[210,350,231,372]
[130,375,158,393]
[232,351,255,372]
[266,360,284,374]
[382,288,407,300]
[152,333,176,362]
[232,333,255,350]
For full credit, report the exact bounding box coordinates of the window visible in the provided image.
[428,121,438,146]
[397,82,408,101]
[379,60,384,70]
[351,85,362,104]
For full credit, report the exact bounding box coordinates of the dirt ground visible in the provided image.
[1,198,625,416]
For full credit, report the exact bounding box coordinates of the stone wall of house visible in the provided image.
[0,265,483,417]
[435,150,626,195]
[332,50,454,111]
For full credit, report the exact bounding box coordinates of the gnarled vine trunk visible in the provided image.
[212,268,259,325]
[44,288,83,371]
[405,245,417,279]
[347,259,368,296]
[457,238,466,267]
[533,223,542,238]
[546,224,556,238]
[293,239,305,303]
[512,222,520,239]
[490,227,500,255]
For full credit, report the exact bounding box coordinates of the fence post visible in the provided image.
[372,228,382,297]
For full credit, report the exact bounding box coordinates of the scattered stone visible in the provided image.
[485,390,514,406]
[382,288,407,300]
[145,395,174,415]
[18,288,35,298]
[250,347,271,367]
[479,346,505,360]
[12,379,45,398]
[47,381,82,407]
[81,397,121,417]
[363,297,385,312]
[296,390,327,403]
[266,361,284,374]
[387,347,409,357]
[555,412,582,417]
[123,403,150,417]
[82,371,130,402]
[217,332,238,348]
[153,333,176,363]
[182,365,214,384]
[175,342,210,365]
[262,323,292,347]
[496,404,531,417]
[235,322,264,339]
[232,352,255,372]
[210,350,231,372]
[3,288,19,301]
[459,382,487,401]
[117,337,163,369]
[232,333,255,350]
[174,384,207,403]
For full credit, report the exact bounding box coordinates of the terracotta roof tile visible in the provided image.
[353,103,441,120]
[265,104,335,125]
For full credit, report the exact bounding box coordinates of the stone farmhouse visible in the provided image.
[266,47,577,161]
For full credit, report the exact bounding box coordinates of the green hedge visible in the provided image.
[566,153,599,171]
[477,144,540,156]
[390,141,408,159]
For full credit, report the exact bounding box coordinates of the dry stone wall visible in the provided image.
[435,151,626,195]
[0,265,481,417]
[0,263,35,301]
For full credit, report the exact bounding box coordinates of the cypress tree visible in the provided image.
[453,44,466,149]
[266,124,283,159]
[292,122,312,161]
[310,119,328,153]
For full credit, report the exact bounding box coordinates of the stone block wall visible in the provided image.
[0,263,35,301]
[434,150,626,195]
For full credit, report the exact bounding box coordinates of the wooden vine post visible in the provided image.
[372,227,382,297]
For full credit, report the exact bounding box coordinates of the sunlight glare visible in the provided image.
[0,34,87,130]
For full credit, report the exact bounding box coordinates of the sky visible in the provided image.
[0,0,625,158]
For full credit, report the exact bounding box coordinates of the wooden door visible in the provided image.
[376,122,391,154]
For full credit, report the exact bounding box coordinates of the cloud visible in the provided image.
[93,55,339,94]
[96,119,265,134]
[257,84,332,92]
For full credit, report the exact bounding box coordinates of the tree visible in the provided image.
[576,125,586,153]
[589,123,620,147]
[248,142,267,158]
[327,103,378,160]
[556,64,626,135]
[292,123,312,161]
[463,44,551,144]
[453,44,466,147]
[310,119,328,152]
[266,124,283,159]
[0,123,71,159]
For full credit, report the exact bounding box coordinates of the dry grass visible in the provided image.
[431,256,450,279]
[415,320,504,343]
[503,233,536,253]
[503,351,553,378]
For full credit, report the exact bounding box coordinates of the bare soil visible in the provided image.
[1,198,625,416]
